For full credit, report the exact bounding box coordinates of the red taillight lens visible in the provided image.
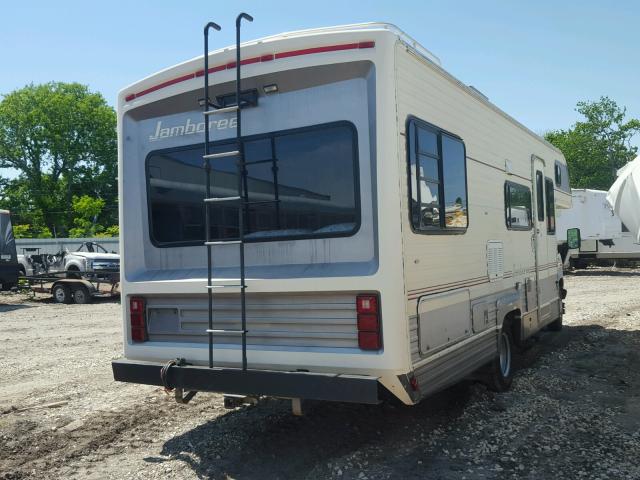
[130,296,147,342]
[356,295,378,314]
[357,313,379,331]
[358,331,382,350]
[356,294,381,350]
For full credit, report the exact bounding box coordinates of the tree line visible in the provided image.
[0,83,638,238]
[0,82,117,238]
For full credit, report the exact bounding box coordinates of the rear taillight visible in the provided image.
[130,296,147,342]
[356,294,381,350]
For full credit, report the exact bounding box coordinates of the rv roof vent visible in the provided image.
[468,85,489,101]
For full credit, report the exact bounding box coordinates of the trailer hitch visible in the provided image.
[160,358,198,404]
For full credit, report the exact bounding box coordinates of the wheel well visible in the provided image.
[503,309,522,340]
[67,264,80,271]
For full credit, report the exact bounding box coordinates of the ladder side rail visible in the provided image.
[203,21,221,369]
[270,137,281,229]
[236,12,253,372]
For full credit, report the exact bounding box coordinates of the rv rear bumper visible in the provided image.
[112,359,381,404]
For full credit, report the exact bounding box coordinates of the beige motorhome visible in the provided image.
[112,22,572,409]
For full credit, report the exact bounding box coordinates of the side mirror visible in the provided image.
[567,228,581,250]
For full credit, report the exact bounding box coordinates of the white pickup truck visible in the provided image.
[18,241,120,279]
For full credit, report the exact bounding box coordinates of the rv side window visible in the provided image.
[504,182,532,230]
[545,177,556,234]
[146,121,360,246]
[554,160,570,193]
[535,171,544,222]
[407,118,468,233]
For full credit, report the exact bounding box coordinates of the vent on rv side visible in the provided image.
[487,241,504,281]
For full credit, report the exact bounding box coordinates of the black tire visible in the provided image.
[547,315,563,332]
[73,286,92,304]
[52,284,72,304]
[484,327,514,392]
[18,266,26,277]
[570,258,589,270]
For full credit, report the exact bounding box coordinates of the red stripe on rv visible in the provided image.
[134,72,196,99]
[124,41,375,102]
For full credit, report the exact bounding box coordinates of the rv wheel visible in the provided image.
[484,328,514,392]
[52,284,72,304]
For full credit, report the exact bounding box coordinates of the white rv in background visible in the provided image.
[112,22,572,408]
[557,188,640,268]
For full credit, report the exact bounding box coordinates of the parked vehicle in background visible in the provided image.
[607,155,640,243]
[0,210,19,290]
[18,241,119,278]
[557,189,640,268]
[112,21,572,411]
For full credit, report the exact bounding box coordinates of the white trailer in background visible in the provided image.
[112,21,572,408]
[607,155,640,243]
[557,189,640,268]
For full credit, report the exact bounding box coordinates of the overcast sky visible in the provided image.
[1,0,638,178]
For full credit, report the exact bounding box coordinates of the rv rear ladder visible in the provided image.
[202,13,254,371]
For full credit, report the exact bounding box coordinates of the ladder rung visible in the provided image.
[245,158,276,166]
[246,199,280,206]
[205,240,241,246]
[204,196,241,203]
[203,151,239,160]
[206,329,247,334]
[204,106,239,116]
[207,284,246,289]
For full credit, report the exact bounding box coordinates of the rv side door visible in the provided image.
[530,156,546,322]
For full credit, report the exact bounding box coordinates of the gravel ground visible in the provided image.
[1,269,640,479]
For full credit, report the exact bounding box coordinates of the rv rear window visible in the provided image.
[545,177,556,234]
[407,118,468,233]
[146,121,360,246]
[504,182,532,230]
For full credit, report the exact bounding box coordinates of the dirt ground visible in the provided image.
[1,269,640,480]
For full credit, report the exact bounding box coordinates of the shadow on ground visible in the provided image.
[154,382,476,479]
[0,303,33,312]
[151,323,600,480]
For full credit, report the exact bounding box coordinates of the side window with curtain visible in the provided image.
[545,177,556,234]
[407,118,468,233]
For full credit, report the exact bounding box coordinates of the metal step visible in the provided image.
[204,240,242,246]
[204,105,239,116]
[206,329,247,334]
[204,196,242,203]
[207,284,246,289]
[203,151,239,160]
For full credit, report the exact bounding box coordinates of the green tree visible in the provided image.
[68,195,105,238]
[0,82,117,235]
[12,223,53,239]
[545,97,640,189]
